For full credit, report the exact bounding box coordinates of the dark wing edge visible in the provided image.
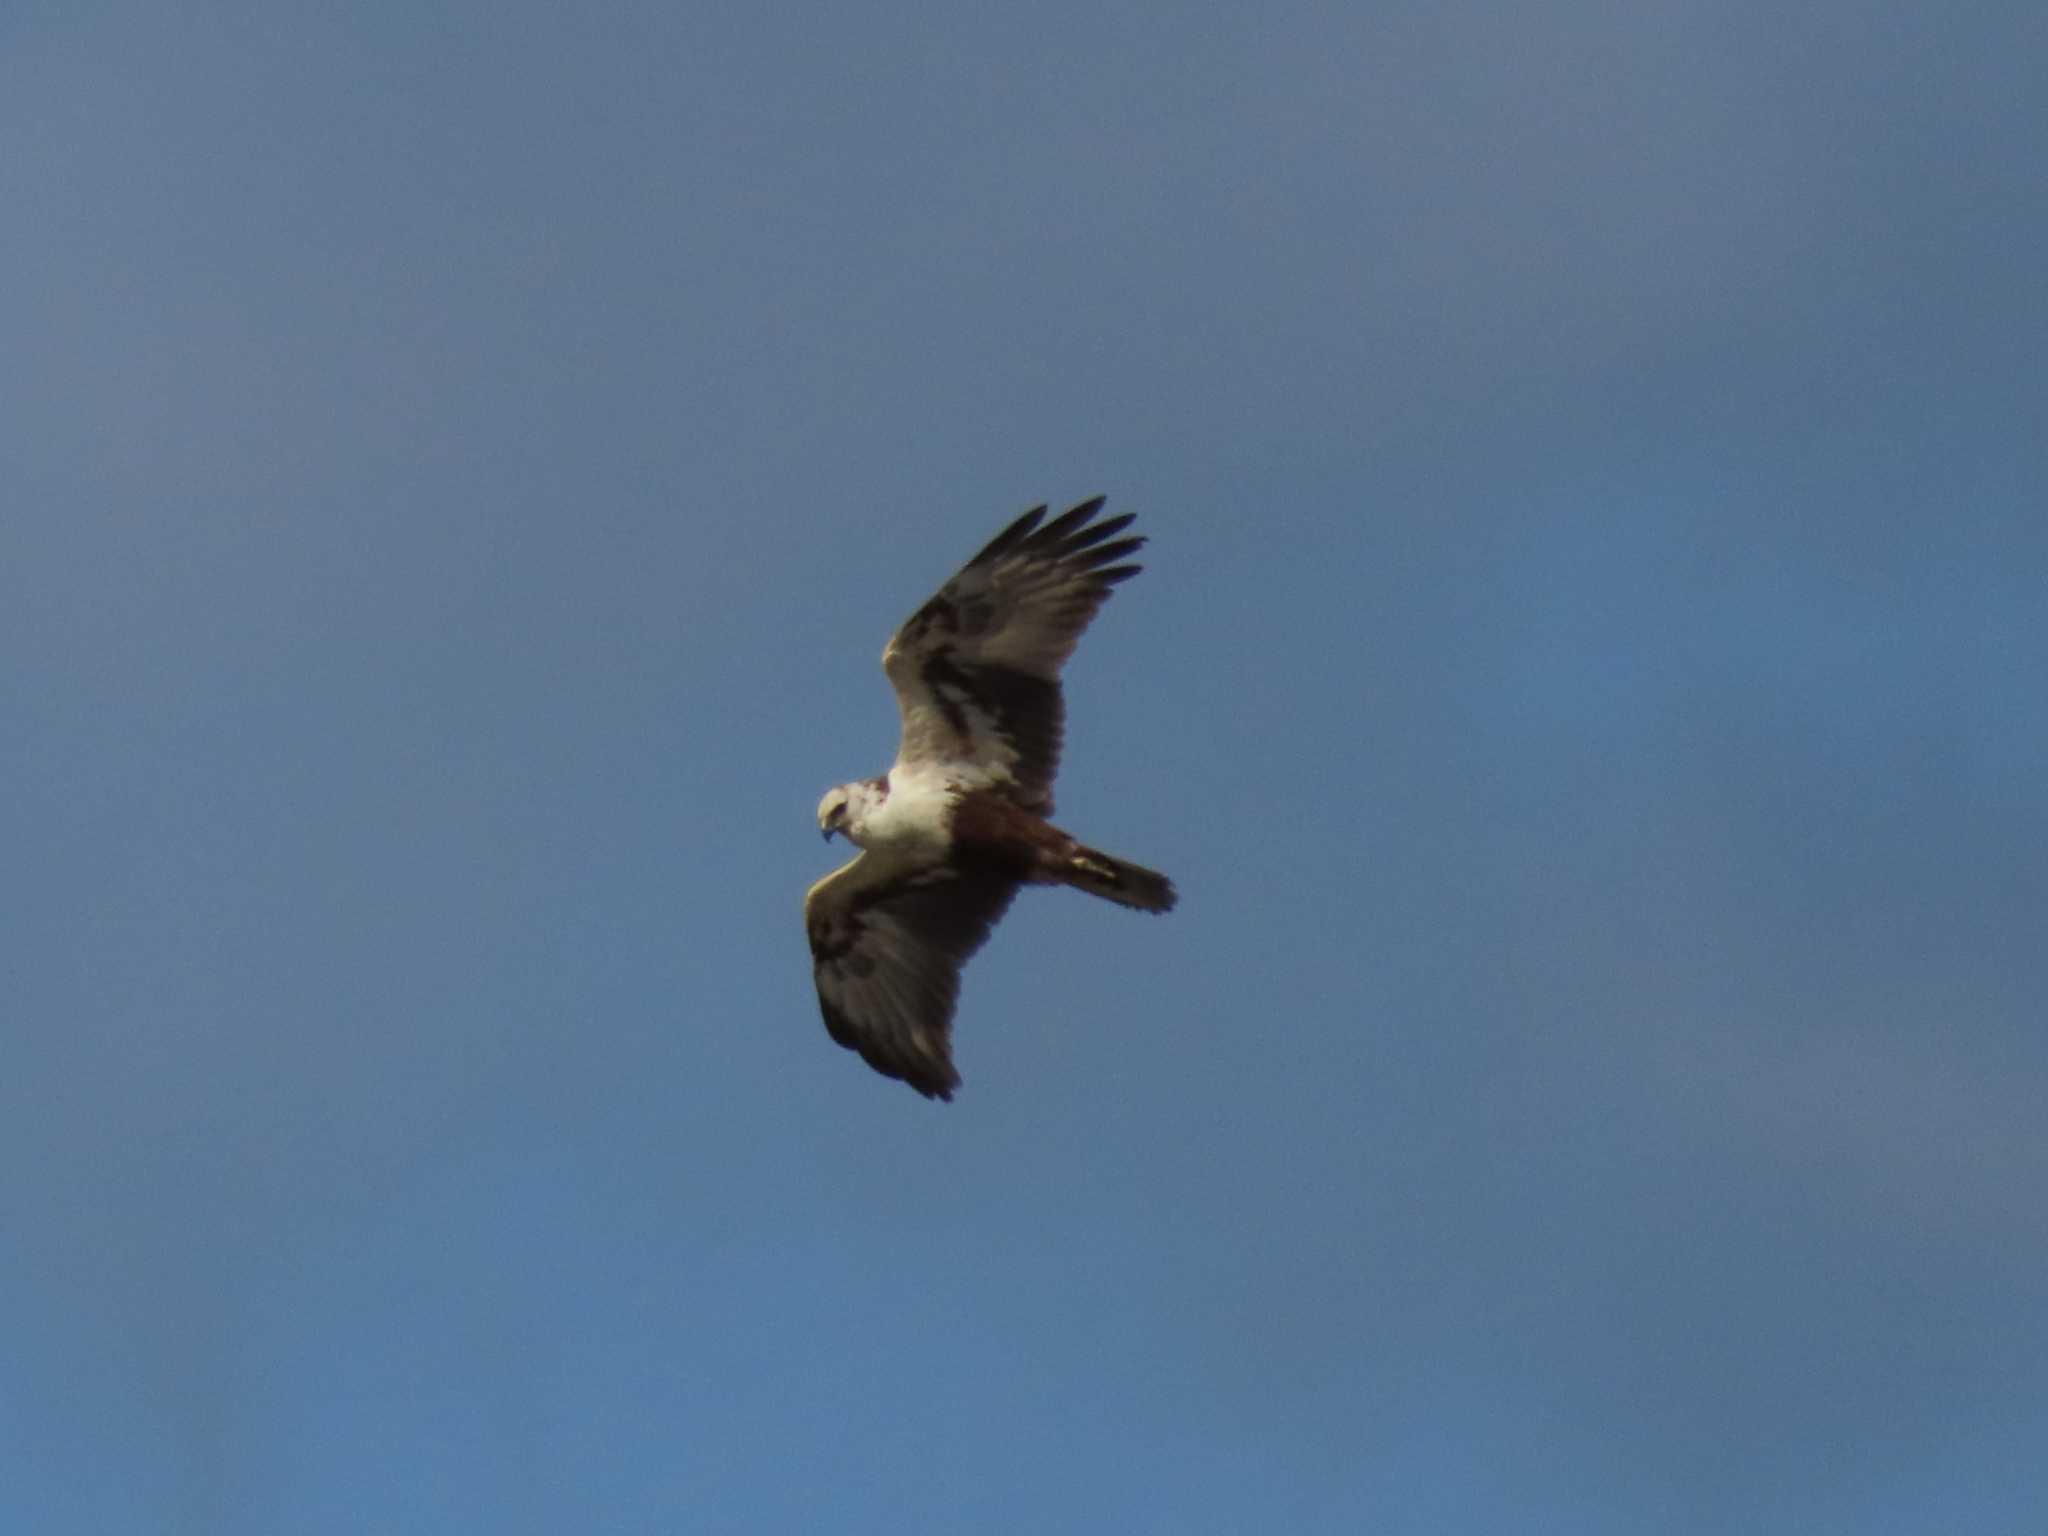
[884,497,1147,811]
[804,854,1022,1100]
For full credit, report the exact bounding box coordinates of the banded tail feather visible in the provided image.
[1059,846,1177,913]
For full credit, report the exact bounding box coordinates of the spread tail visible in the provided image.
[1059,845,1178,913]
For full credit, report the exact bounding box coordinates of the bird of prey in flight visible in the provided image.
[805,497,1177,1100]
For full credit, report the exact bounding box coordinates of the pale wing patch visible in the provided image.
[804,853,1021,1101]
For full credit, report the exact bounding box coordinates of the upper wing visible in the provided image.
[804,852,1022,1101]
[882,497,1143,814]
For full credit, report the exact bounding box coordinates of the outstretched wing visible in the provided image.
[882,497,1143,814]
[804,853,1022,1100]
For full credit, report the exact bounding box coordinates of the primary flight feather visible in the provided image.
[805,497,1177,1100]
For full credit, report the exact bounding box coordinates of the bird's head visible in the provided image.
[817,777,888,844]
[817,785,854,843]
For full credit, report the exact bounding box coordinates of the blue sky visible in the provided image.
[4,2,2044,1531]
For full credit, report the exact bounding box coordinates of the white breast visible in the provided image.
[854,770,957,854]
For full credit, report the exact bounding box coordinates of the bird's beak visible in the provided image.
[821,827,837,843]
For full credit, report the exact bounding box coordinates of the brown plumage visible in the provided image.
[806,498,1176,1100]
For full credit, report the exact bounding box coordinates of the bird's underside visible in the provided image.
[805,497,1176,1100]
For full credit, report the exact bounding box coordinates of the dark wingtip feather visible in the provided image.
[820,995,960,1101]
[901,1057,960,1101]
[967,496,1148,593]
[1058,494,1109,527]
[1084,536,1146,570]
[969,504,1048,567]
[1030,499,1105,547]
[1060,511,1137,553]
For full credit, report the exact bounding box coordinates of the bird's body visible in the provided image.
[827,767,956,855]
[805,497,1176,1100]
